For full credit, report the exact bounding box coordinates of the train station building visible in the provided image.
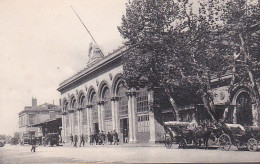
[57,42,260,144]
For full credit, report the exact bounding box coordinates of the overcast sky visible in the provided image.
[0,0,127,136]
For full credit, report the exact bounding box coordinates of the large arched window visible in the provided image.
[137,88,149,113]
[90,92,98,123]
[117,82,128,117]
[80,94,87,124]
[103,87,111,119]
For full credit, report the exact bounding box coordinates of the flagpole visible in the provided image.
[71,6,99,46]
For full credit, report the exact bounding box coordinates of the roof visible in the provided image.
[31,116,62,127]
[19,103,61,115]
[57,45,127,92]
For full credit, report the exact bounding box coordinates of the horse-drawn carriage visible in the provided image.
[164,120,260,152]
[218,123,260,151]
[164,121,197,149]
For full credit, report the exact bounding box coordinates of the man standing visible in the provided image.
[74,134,78,147]
[70,134,73,145]
[31,135,36,152]
[79,134,85,147]
[113,130,119,145]
[123,129,128,143]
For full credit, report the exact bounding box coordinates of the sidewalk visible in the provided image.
[61,142,164,148]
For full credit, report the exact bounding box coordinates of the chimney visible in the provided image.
[32,97,37,107]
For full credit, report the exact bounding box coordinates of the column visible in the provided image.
[86,106,91,143]
[100,101,105,132]
[70,110,75,135]
[131,90,138,143]
[111,98,116,130]
[114,98,120,133]
[127,90,134,143]
[148,90,156,143]
[61,112,66,142]
[77,108,81,136]
[97,102,102,131]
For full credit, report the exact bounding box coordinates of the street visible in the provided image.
[1,144,260,163]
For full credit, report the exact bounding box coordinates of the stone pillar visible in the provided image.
[97,102,102,131]
[77,108,82,136]
[131,90,138,143]
[148,90,156,143]
[86,105,93,142]
[61,112,67,142]
[111,98,116,130]
[100,101,105,132]
[127,90,134,143]
[68,110,74,136]
[115,99,120,133]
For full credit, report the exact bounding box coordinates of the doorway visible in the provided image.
[120,118,129,143]
[94,123,99,133]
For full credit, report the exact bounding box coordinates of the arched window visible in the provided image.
[103,87,111,119]
[80,95,87,124]
[90,92,98,123]
[117,82,128,117]
[137,88,149,113]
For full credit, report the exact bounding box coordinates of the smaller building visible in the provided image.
[18,98,62,142]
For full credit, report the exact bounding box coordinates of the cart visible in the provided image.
[218,123,260,151]
[164,121,197,149]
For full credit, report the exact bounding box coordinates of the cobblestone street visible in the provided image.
[1,144,260,163]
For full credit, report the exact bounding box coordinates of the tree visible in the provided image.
[219,0,260,107]
[118,0,231,121]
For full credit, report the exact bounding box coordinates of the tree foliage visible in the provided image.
[118,0,259,121]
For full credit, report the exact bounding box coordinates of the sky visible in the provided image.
[0,0,128,136]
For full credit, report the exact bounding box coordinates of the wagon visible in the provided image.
[218,123,260,151]
[164,121,197,149]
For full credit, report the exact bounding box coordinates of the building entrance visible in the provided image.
[120,118,129,143]
[94,123,99,133]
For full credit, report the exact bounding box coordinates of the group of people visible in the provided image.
[70,130,119,147]
[70,134,85,147]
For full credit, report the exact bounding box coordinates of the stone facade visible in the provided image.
[58,46,164,143]
[18,98,62,139]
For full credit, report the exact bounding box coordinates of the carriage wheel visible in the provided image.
[218,134,231,151]
[164,135,173,149]
[247,138,258,152]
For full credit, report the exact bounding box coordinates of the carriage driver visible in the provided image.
[187,113,198,130]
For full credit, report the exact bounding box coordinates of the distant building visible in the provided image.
[18,98,62,141]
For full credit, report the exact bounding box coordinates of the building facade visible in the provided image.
[58,42,260,144]
[18,98,62,140]
[58,45,165,143]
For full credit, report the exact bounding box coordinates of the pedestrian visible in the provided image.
[70,134,73,145]
[80,134,85,147]
[74,134,78,147]
[31,135,37,152]
[94,131,99,145]
[107,132,113,145]
[123,129,128,143]
[113,130,119,145]
[100,131,106,145]
[90,133,94,145]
